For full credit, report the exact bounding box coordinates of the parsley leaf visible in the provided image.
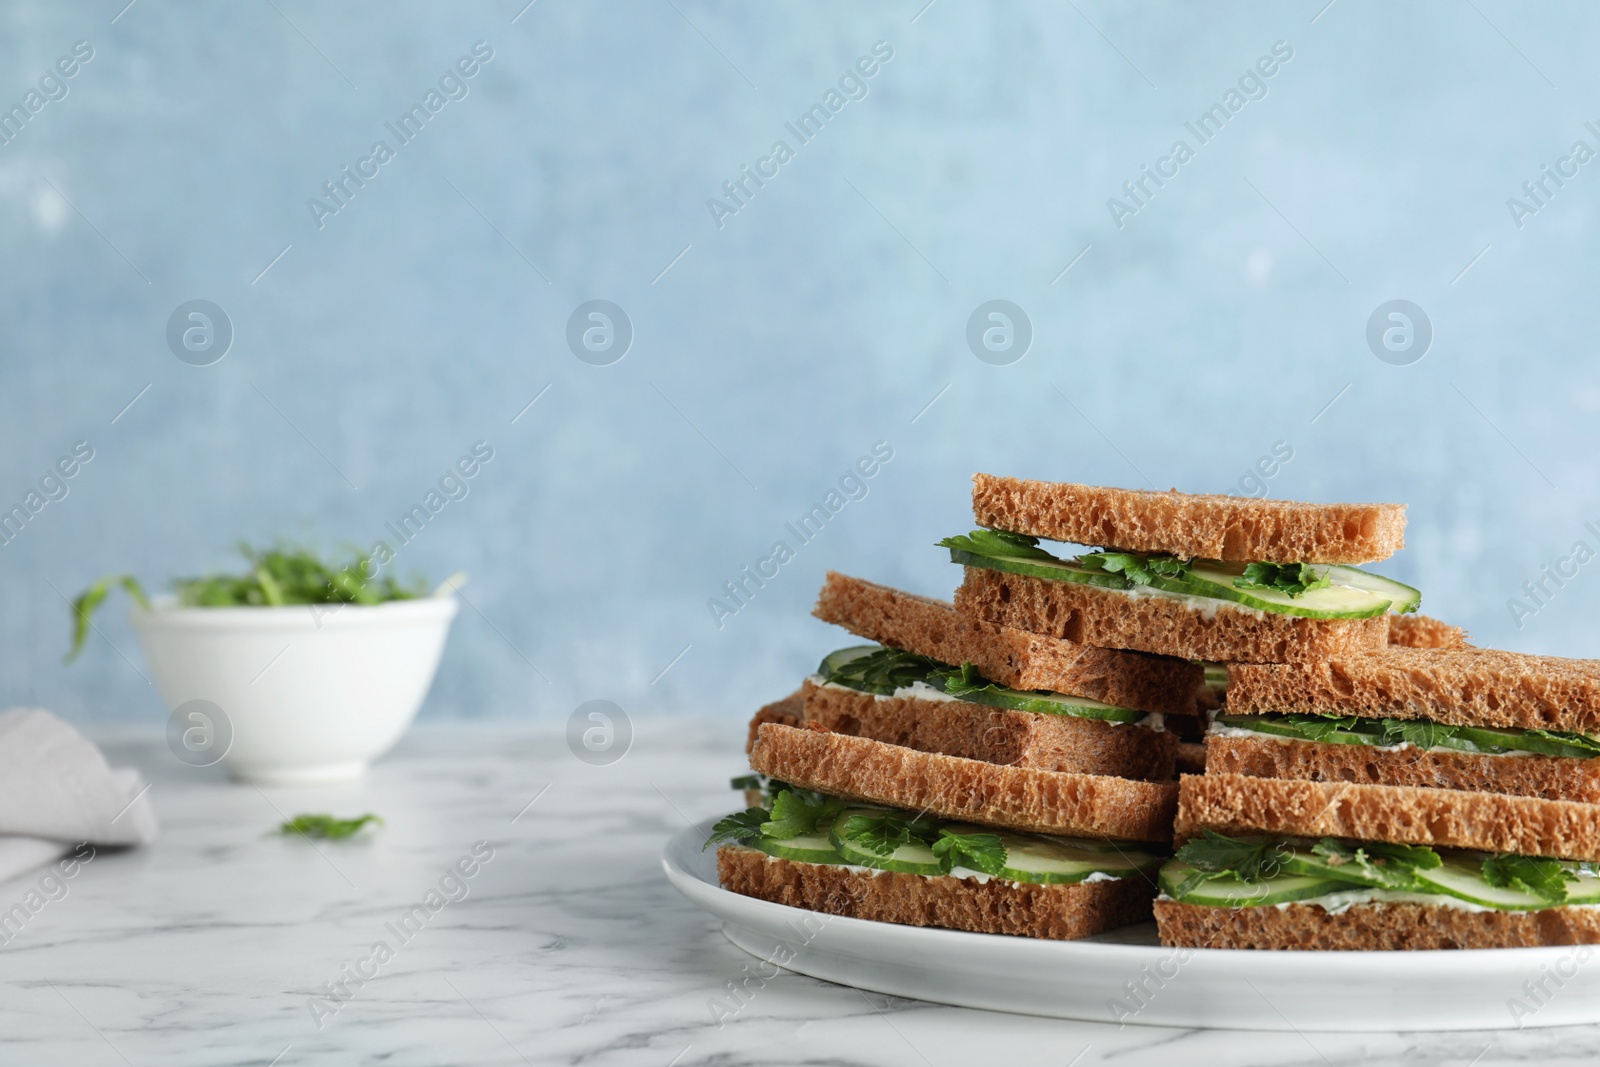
[704,808,769,850]
[761,789,842,840]
[932,830,1008,876]
[1380,718,1446,750]
[1234,562,1332,598]
[1309,838,1429,890]
[68,544,430,663]
[837,811,939,857]
[1363,841,1443,870]
[819,646,943,696]
[1077,552,1191,586]
[278,813,383,840]
[930,661,988,699]
[1482,855,1575,903]
[1524,730,1600,757]
[1174,829,1290,883]
[728,773,802,807]
[937,529,1058,561]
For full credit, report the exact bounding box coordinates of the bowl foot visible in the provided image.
[230,761,368,785]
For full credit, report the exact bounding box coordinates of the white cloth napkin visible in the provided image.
[0,708,157,883]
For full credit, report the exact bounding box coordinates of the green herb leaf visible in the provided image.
[937,529,1058,561]
[704,808,769,850]
[1309,838,1427,890]
[279,813,383,840]
[837,812,939,857]
[1234,562,1332,598]
[930,661,988,699]
[1174,829,1290,882]
[729,774,766,793]
[932,830,1007,875]
[1381,718,1445,750]
[1482,854,1574,903]
[1524,730,1600,757]
[68,545,431,665]
[818,646,943,696]
[65,574,150,663]
[760,789,840,840]
[1363,841,1443,870]
[172,543,426,609]
[1077,552,1191,586]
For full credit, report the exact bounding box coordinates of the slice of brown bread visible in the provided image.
[749,723,1177,842]
[1205,733,1600,803]
[971,474,1405,563]
[813,571,1202,715]
[954,566,1388,665]
[720,845,1154,940]
[1154,898,1600,950]
[1176,773,1600,861]
[745,689,804,754]
[800,680,1177,779]
[1228,646,1600,734]
[1388,613,1470,650]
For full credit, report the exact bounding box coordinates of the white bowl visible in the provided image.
[129,596,459,784]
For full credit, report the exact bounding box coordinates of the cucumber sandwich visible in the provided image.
[1156,773,1600,949]
[803,572,1204,779]
[947,475,1419,665]
[708,472,1600,953]
[716,566,1194,940]
[710,776,1165,940]
[1214,647,1600,803]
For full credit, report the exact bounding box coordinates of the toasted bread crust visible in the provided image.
[719,845,1154,940]
[746,689,805,754]
[1176,773,1600,861]
[814,571,1201,715]
[749,723,1177,842]
[1205,733,1600,803]
[954,567,1388,665]
[971,474,1405,564]
[801,680,1177,779]
[1228,647,1600,734]
[1387,614,1470,650]
[1154,898,1600,950]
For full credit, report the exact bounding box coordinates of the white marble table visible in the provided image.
[2,719,1593,1066]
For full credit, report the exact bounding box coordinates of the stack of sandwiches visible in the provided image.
[714,571,1193,939]
[1163,648,1600,949]
[709,474,1600,951]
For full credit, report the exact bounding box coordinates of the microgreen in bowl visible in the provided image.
[67,543,429,662]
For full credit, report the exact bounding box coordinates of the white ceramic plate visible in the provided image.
[664,818,1600,1031]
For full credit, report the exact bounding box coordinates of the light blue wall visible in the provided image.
[3,1,1597,727]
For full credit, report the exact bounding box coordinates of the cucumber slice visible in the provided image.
[940,824,1160,884]
[817,645,878,679]
[1182,562,1392,619]
[747,831,845,865]
[1214,713,1600,761]
[955,548,1402,621]
[828,811,943,875]
[950,684,1145,724]
[1160,859,1346,906]
[1566,873,1600,904]
[1452,725,1600,759]
[1277,848,1417,890]
[1413,856,1553,910]
[1320,565,1422,614]
[947,549,1132,589]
